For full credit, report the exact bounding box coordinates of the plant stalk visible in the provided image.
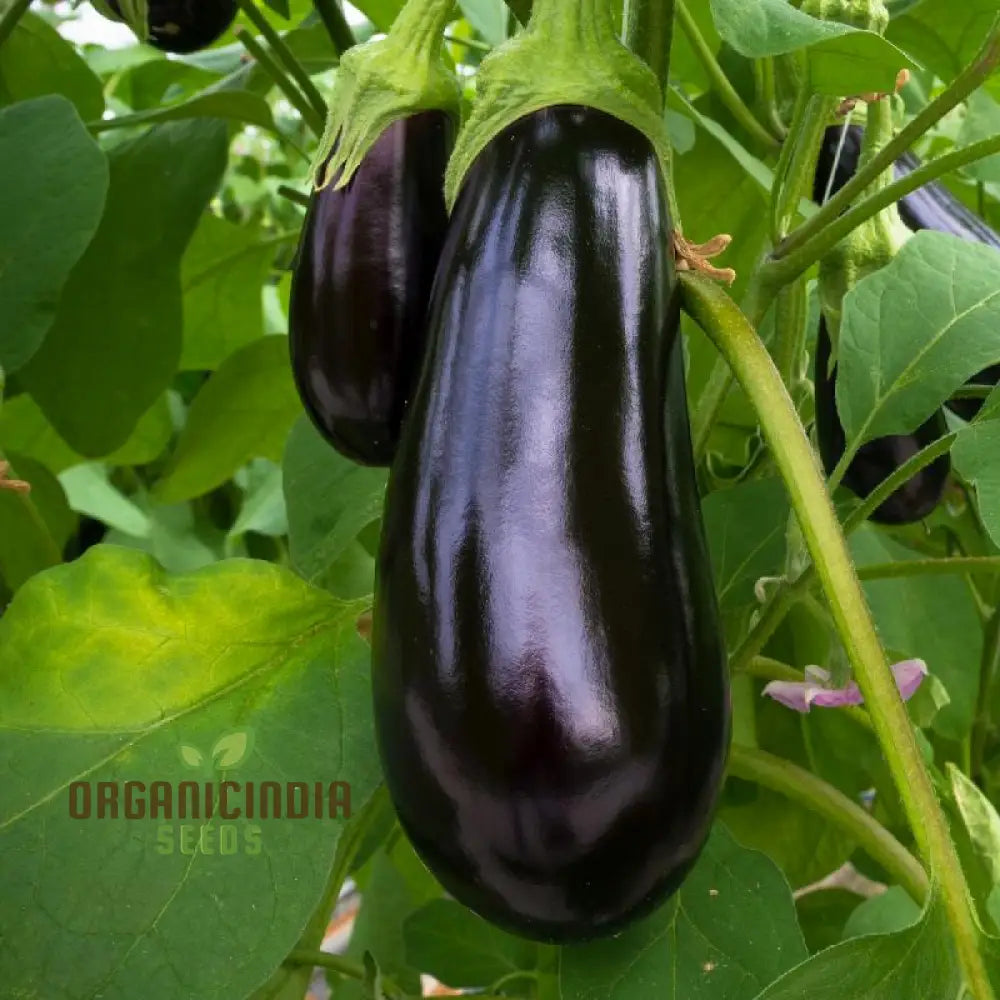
[237,0,328,120]
[776,16,1000,262]
[675,0,778,149]
[681,272,991,999]
[235,27,326,136]
[623,0,675,99]
[729,743,928,903]
[858,557,1000,581]
[313,0,354,54]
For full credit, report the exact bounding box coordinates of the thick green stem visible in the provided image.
[729,744,929,903]
[0,0,30,49]
[623,0,674,99]
[681,273,991,1000]
[236,27,325,135]
[237,0,327,120]
[390,0,453,51]
[773,93,836,242]
[313,0,354,54]
[776,17,1000,262]
[675,0,778,149]
[286,949,366,980]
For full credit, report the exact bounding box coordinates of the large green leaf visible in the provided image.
[180,215,281,371]
[283,418,387,590]
[704,478,790,619]
[0,12,104,119]
[0,393,173,475]
[154,336,303,504]
[709,0,912,95]
[0,96,108,372]
[403,899,538,989]
[0,546,381,1000]
[953,418,1000,549]
[559,824,807,1000]
[837,232,1000,450]
[752,892,959,999]
[20,118,228,457]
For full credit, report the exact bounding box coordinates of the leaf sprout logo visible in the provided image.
[178,729,254,772]
[67,725,352,860]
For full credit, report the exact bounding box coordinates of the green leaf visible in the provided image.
[838,232,1000,450]
[459,0,507,44]
[0,546,381,1000]
[560,823,807,1000]
[704,478,790,618]
[351,0,404,32]
[94,90,280,136]
[212,730,253,768]
[181,215,280,371]
[709,0,911,94]
[59,463,152,538]
[795,889,865,953]
[947,764,1000,931]
[850,527,983,740]
[953,419,1000,548]
[957,91,1000,184]
[0,454,69,592]
[154,336,303,504]
[0,96,108,372]
[228,461,288,547]
[0,394,173,475]
[0,12,104,120]
[752,891,959,999]
[403,898,538,989]
[887,0,1000,83]
[841,887,923,940]
[283,418,387,589]
[20,118,228,456]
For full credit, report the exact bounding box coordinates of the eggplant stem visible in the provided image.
[682,272,993,1000]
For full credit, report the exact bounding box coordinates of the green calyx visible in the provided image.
[443,0,669,208]
[312,0,461,191]
[800,0,889,34]
[818,98,908,343]
[91,0,149,43]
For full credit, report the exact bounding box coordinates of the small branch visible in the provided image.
[0,0,31,50]
[444,31,492,52]
[774,16,1000,263]
[285,949,366,980]
[237,0,328,121]
[235,27,325,137]
[313,0,354,55]
[277,184,311,208]
[675,0,778,149]
[858,557,1000,581]
[728,744,929,904]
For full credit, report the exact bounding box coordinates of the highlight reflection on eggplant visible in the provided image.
[372,106,730,943]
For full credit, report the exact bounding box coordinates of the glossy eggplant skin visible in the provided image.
[814,317,950,524]
[816,125,1000,420]
[371,106,730,942]
[108,0,237,53]
[289,113,452,466]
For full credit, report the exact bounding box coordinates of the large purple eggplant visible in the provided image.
[106,0,237,53]
[371,106,729,941]
[289,112,452,466]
